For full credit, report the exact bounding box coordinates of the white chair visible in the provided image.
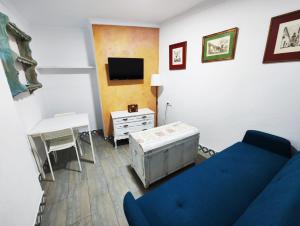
[41,128,82,181]
[54,112,83,156]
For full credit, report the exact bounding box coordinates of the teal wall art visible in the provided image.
[0,12,42,97]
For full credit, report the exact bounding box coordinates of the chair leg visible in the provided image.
[46,152,55,181]
[88,125,96,163]
[53,152,58,163]
[74,145,82,172]
[77,138,83,156]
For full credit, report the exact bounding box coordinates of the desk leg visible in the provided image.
[88,124,96,163]
[28,135,46,179]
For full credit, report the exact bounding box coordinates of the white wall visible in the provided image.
[2,0,48,172]
[1,1,102,168]
[0,1,45,132]
[0,2,43,225]
[0,63,43,225]
[159,0,300,151]
[30,26,103,130]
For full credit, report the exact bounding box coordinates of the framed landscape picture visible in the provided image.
[263,10,300,63]
[202,27,238,63]
[169,41,187,70]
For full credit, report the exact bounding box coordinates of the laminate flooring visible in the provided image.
[40,133,206,226]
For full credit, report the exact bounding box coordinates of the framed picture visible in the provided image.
[202,27,238,63]
[263,10,300,63]
[169,41,187,70]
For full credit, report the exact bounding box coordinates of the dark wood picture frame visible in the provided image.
[169,41,187,70]
[202,27,239,63]
[263,10,300,63]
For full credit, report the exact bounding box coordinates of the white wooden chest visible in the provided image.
[129,121,200,188]
[111,108,154,148]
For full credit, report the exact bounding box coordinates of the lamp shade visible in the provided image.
[151,74,162,86]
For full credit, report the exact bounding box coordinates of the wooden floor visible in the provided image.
[40,133,206,226]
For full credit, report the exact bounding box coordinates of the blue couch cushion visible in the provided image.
[234,152,300,226]
[136,142,288,226]
[242,130,291,158]
[123,192,150,226]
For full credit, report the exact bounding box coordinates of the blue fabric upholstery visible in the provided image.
[123,131,293,226]
[242,130,291,158]
[124,142,288,226]
[123,192,150,226]
[234,152,300,226]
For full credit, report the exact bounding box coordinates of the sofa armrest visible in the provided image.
[123,192,150,226]
[242,130,291,158]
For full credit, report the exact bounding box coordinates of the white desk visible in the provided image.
[28,113,96,178]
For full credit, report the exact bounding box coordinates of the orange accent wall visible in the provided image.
[92,25,159,137]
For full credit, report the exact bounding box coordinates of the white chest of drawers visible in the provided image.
[111,108,155,148]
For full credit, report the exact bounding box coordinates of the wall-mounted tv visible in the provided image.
[108,57,144,80]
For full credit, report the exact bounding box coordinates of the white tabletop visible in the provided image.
[28,113,90,135]
[111,108,154,119]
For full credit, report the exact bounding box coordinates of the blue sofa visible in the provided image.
[123,130,300,226]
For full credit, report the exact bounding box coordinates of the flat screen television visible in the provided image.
[108,57,144,80]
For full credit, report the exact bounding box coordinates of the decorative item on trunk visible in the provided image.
[128,104,138,113]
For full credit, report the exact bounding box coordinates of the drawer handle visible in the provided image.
[123,118,128,121]
[142,129,147,131]
[123,125,128,128]
[142,116,147,119]
[142,122,147,125]
[124,132,129,135]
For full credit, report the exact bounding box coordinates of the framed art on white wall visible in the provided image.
[169,41,187,70]
[202,28,239,63]
[263,10,300,63]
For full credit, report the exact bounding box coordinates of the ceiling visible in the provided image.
[5,0,205,27]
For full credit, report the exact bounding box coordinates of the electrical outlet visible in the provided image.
[166,101,172,107]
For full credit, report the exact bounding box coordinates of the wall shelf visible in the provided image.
[6,22,31,41]
[36,66,96,74]
[37,66,96,70]
[16,56,37,66]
